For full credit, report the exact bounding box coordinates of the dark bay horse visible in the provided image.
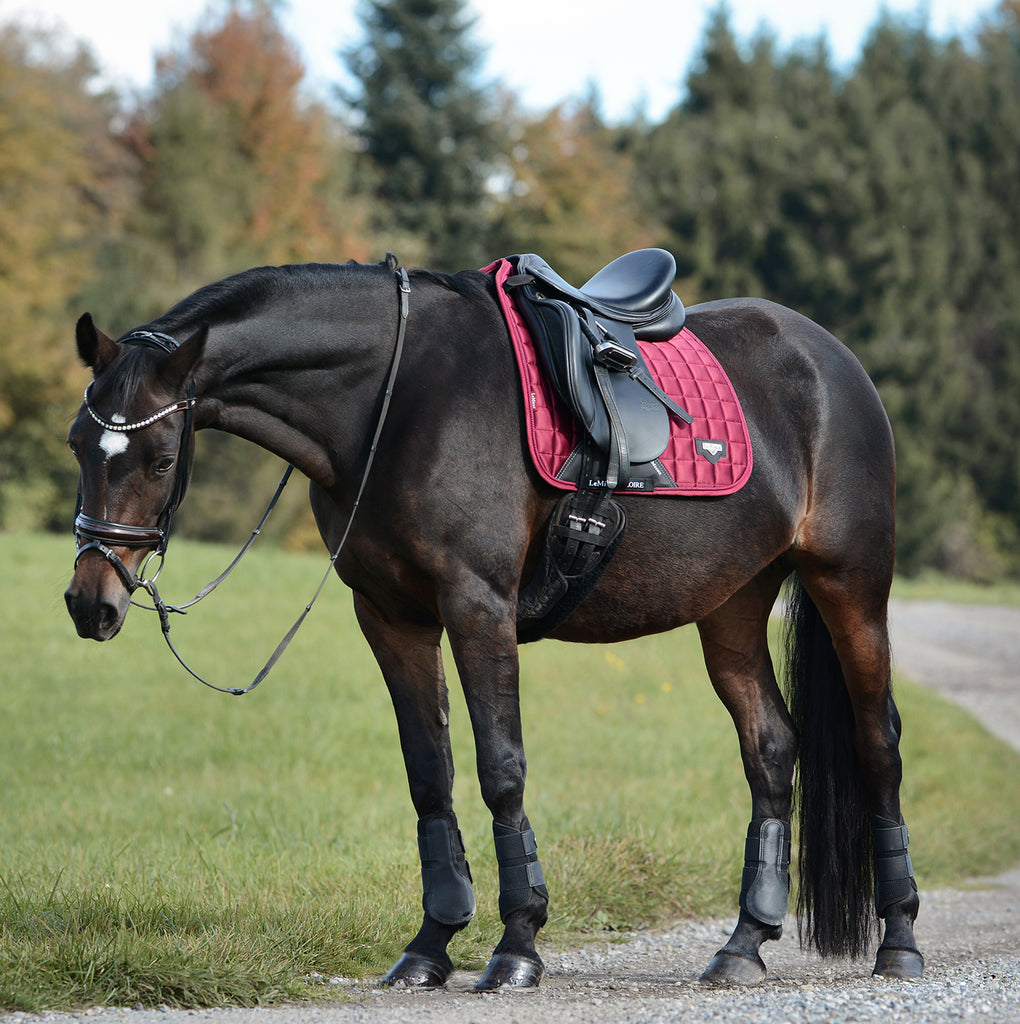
[64,257,922,989]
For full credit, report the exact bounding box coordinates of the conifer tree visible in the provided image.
[343,0,500,269]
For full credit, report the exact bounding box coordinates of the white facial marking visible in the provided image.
[99,415,130,459]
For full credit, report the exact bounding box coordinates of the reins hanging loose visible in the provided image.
[135,266,412,696]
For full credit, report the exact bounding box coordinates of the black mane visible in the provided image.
[136,263,354,338]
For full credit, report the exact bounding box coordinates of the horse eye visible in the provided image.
[153,456,176,475]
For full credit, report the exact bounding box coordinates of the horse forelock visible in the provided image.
[90,344,153,412]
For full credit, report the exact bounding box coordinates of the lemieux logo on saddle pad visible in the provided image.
[696,438,727,464]
[484,258,752,497]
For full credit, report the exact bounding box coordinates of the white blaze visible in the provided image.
[99,415,129,459]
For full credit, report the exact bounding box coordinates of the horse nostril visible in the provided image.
[64,585,124,640]
[97,600,124,639]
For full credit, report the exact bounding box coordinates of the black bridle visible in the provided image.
[73,329,196,594]
[72,266,411,696]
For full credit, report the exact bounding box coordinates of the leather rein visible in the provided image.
[74,266,411,696]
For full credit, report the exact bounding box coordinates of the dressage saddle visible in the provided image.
[505,248,689,493]
[507,249,690,643]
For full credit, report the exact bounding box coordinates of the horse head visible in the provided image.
[65,314,207,640]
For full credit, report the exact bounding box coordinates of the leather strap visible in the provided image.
[137,267,412,696]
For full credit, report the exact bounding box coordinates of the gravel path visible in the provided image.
[7,600,1019,1024]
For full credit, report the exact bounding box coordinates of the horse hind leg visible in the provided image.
[695,570,797,985]
[791,564,923,980]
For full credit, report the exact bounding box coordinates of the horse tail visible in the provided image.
[782,575,874,958]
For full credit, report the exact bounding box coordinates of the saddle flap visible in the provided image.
[514,286,670,465]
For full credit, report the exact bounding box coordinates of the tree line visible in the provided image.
[1,0,1016,579]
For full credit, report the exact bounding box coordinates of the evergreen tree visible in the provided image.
[343,0,501,269]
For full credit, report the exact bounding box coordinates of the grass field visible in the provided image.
[3,532,1019,1011]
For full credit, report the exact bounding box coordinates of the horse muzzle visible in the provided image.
[66,517,160,640]
[65,556,134,640]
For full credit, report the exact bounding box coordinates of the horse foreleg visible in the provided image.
[695,576,796,985]
[352,595,474,988]
[444,592,548,991]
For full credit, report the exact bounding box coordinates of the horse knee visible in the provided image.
[478,751,528,821]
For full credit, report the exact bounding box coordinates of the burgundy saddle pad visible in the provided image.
[485,258,752,496]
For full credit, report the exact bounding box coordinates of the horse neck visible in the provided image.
[192,276,401,492]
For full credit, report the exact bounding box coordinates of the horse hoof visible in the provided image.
[873,946,924,980]
[699,949,767,986]
[475,953,544,991]
[380,951,453,988]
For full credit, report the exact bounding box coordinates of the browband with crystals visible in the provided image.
[84,381,195,433]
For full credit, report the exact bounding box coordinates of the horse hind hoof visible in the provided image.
[380,951,453,988]
[699,949,767,986]
[475,953,544,991]
[873,946,924,980]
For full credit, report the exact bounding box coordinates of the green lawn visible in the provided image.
[2,533,1019,1010]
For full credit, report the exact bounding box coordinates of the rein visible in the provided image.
[77,266,411,696]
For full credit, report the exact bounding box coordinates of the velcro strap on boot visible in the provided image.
[493,824,547,921]
[873,816,916,916]
[418,814,476,927]
[739,818,791,926]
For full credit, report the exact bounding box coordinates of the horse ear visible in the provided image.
[160,323,209,390]
[76,313,119,374]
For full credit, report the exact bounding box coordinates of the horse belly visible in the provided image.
[543,494,794,643]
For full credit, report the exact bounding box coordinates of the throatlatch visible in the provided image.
[873,816,916,916]
[739,818,792,927]
[493,823,547,921]
[417,813,476,927]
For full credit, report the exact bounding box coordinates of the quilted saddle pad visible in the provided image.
[485,258,753,496]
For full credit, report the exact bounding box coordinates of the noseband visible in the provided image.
[73,330,196,593]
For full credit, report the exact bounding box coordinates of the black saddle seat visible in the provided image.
[513,249,685,341]
[583,248,677,315]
